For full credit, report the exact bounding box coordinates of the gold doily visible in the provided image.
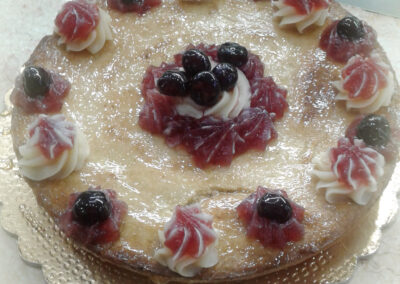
[0,90,399,283]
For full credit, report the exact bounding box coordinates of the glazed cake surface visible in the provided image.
[10,0,400,281]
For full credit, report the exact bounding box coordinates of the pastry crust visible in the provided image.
[10,0,400,282]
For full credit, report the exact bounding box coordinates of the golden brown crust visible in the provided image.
[10,0,400,282]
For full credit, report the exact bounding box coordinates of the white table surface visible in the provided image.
[340,0,400,19]
[1,1,400,283]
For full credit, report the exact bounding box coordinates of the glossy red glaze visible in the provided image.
[108,0,161,14]
[55,0,99,42]
[250,76,288,120]
[240,53,264,80]
[284,0,330,15]
[11,72,71,114]
[164,108,276,168]
[330,138,381,189]
[236,187,304,249]
[320,20,377,63]
[164,204,216,259]
[139,44,287,168]
[59,188,127,245]
[341,55,388,100]
[346,116,399,162]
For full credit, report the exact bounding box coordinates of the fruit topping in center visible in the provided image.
[157,70,188,97]
[189,71,221,106]
[72,190,111,226]
[156,43,251,109]
[356,114,391,147]
[237,187,304,249]
[182,49,211,77]
[23,66,52,98]
[139,43,288,168]
[257,192,293,223]
[212,63,238,91]
[217,42,248,67]
[337,16,366,41]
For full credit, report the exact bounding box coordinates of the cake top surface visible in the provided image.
[10,0,400,281]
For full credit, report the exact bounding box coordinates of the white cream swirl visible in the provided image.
[312,140,385,205]
[56,8,112,54]
[154,231,218,277]
[175,67,251,120]
[272,0,329,33]
[154,204,218,277]
[18,114,89,181]
[333,55,395,113]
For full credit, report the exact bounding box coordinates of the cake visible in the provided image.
[9,0,399,282]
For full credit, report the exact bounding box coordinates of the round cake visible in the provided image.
[10,0,400,282]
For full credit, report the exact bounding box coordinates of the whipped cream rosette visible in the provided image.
[154,204,218,277]
[333,54,395,113]
[18,114,89,181]
[313,138,385,205]
[272,0,330,33]
[55,0,112,54]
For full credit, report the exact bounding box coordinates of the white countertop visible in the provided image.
[339,0,400,19]
[0,1,400,283]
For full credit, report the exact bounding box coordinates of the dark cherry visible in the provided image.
[189,71,221,107]
[121,0,143,5]
[182,49,211,77]
[157,70,188,97]
[72,191,112,226]
[212,63,238,91]
[23,66,52,98]
[217,42,248,67]
[337,16,366,41]
[257,192,293,223]
[356,114,391,147]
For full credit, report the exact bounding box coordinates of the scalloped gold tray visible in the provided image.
[0,89,399,283]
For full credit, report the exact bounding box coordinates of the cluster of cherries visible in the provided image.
[157,42,248,107]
